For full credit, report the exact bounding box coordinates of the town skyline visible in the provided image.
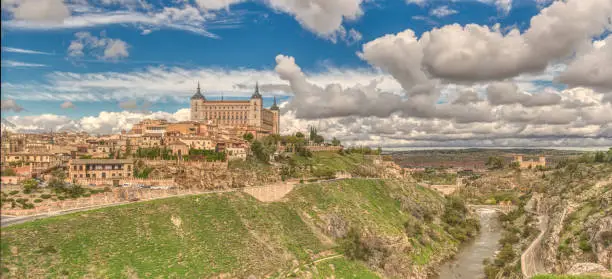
[2,0,611,148]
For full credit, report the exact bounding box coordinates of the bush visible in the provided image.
[343,227,369,261]
[22,203,34,209]
[34,199,43,203]
[40,194,52,199]
[9,190,19,195]
[579,236,592,252]
[58,196,66,200]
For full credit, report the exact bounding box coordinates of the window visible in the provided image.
[73,166,77,171]
[74,174,77,178]
[101,172,106,178]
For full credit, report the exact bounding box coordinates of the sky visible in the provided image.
[1,0,611,148]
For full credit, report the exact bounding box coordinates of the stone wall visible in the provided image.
[70,178,175,187]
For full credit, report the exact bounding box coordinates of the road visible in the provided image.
[521,214,550,278]
[1,176,372,228]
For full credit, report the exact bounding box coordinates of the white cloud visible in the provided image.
[2,4,239,38]
[194,0,244,11]
[4,109,190,134]
[3,0,70,22]
[430,6,458,18]
[1,99,24,112]
[1,60,47,67]
[558,35,612,92]
[68,31,130,60]
[359,0,612,86]
[265,0,364,40]
[0,65,403,102]
[60,101,75,109]
[1,46,52,55]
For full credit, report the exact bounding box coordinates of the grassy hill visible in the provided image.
[1,179,477,278]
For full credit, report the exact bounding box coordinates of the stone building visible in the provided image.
[1,153,61,174]
[513,155,546,169]
[68,159,134,180]
[190,83,280,135]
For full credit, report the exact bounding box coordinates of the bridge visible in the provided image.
[467,204,517,214]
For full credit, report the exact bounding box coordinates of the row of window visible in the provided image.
[73,172,131,178]
[72,165,131,171]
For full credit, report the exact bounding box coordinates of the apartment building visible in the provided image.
[68,159,134,180]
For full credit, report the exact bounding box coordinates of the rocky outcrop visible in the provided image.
[567,262,609,275]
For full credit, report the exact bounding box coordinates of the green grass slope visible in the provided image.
[1,179,473,278]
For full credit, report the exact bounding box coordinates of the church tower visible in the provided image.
[270,96,280,134]
[249,82,263,129]
[190,82,206,121]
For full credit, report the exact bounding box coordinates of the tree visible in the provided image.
[243,133,254,142]
[309,126,318,141]
[22,179,38,194]
[509,161,520,169]
[295,132,305,138]
[250,140,269,163]
[594,151,605,163]
[486,156,504,170]
[314,135,325,144]
[331,137,341,146]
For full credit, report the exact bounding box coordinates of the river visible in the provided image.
[434,208,502,279]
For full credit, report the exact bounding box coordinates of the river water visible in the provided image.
[434,209,502,279]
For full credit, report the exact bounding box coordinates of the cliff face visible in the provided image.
[534,163,612,275]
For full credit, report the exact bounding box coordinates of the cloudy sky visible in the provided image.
[1,0,611,148]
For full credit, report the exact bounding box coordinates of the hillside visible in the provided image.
[1,179,477,279]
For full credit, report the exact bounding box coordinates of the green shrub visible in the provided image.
[40,194,52,199]
[9,190,19,195]
[57,196,66,200]
[34,199,43,203]
[22,203,34,209]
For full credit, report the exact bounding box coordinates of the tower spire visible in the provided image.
[251,81,262,99]
[270,95,279,110]
[191,81,205,100]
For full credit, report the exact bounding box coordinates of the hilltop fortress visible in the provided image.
[190,83,280,136]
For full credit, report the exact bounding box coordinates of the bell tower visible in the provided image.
[249,82,263,129]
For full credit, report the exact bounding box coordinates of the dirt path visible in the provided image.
[2,177,377,227]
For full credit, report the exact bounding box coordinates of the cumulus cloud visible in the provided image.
[2,0,70,22]
[486,82,561,107]
[60,101,75,109]
[274,55,404,119]
[558,35,612,92]
[361,0,612,84]
[1,99,24,112]
[265,0,364,41]
[4,109,190,134]
[68,31,129,60]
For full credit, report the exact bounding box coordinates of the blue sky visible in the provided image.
[2,0,546,119]
[1,0,611,148]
